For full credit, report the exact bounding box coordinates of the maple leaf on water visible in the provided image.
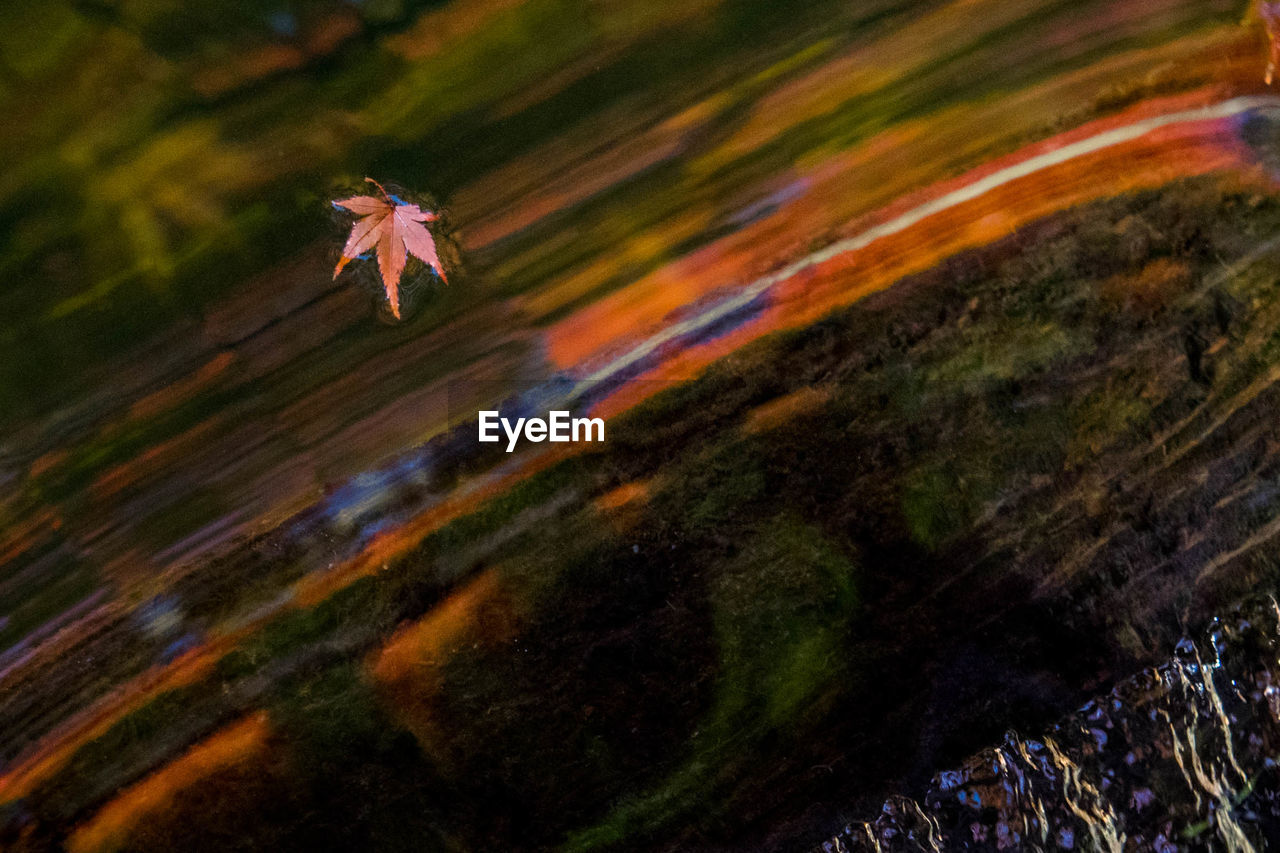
[333,178,446,318]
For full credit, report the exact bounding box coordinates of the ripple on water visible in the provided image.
[818,599,1280,852]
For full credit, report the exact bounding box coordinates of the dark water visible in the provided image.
[821,600,1280,852]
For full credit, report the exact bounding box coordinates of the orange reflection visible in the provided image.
[65,712,271,853]
[561,90,1267,416]
[369,571,516,755]
[0,642,226,805]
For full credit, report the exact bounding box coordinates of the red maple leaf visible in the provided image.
[333,178,446,318]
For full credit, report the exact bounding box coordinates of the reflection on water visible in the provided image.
[12,0,1280,850]
[823,600,1280,852]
